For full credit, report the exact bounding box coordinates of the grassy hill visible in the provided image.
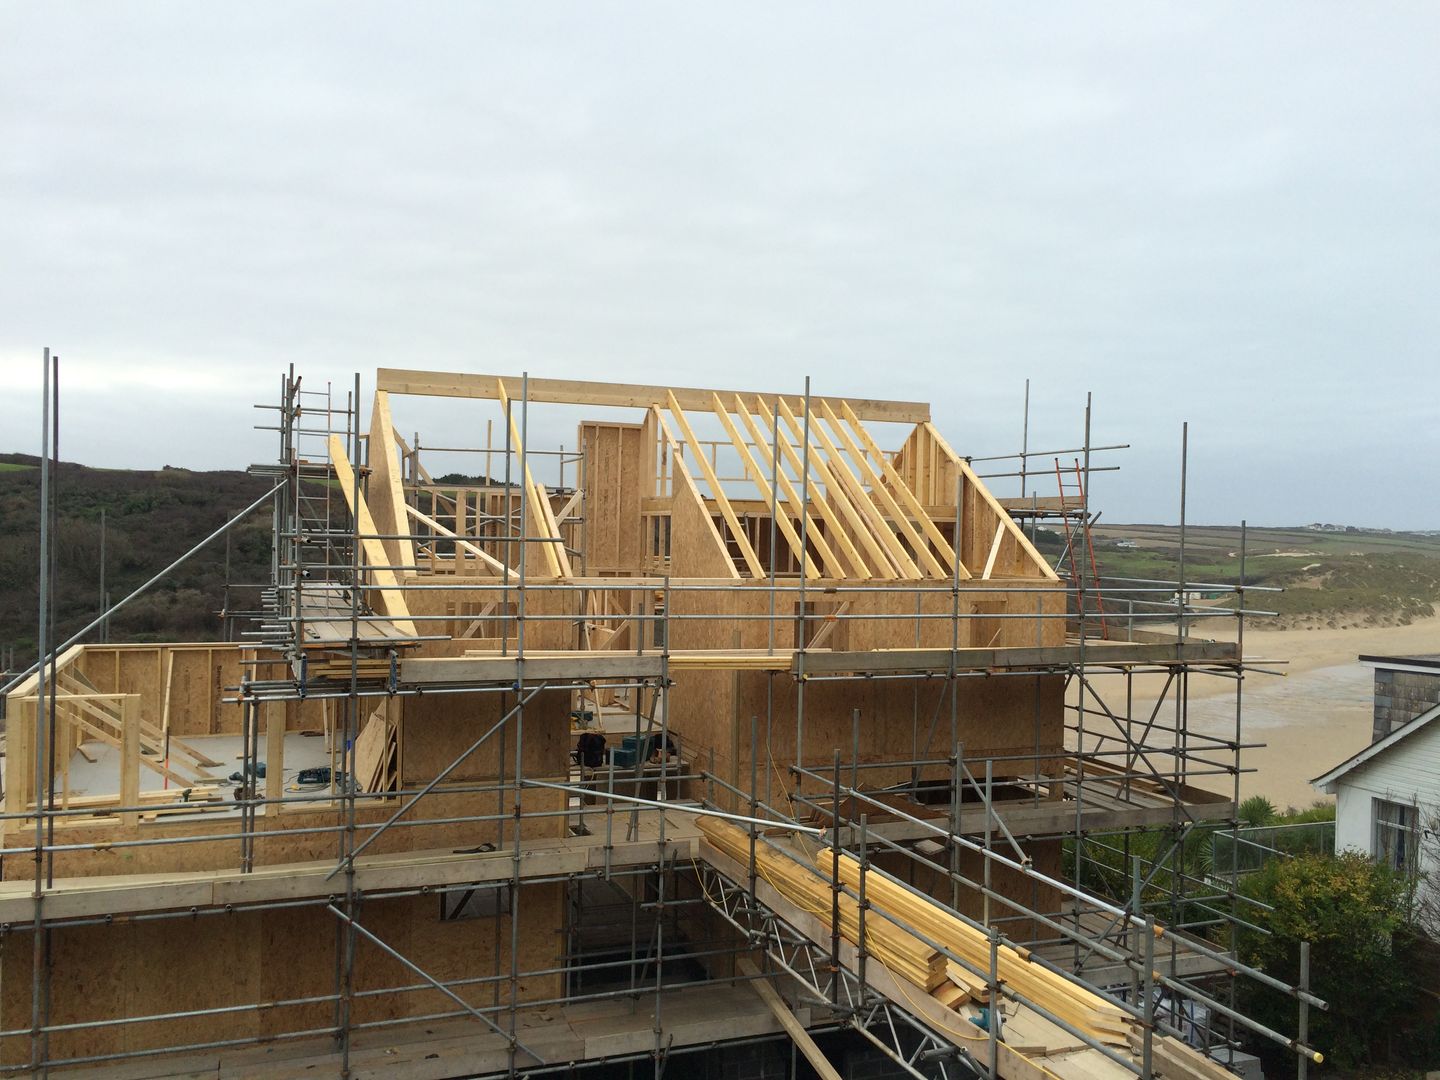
[0,453,274,673]
[1083,523,1440,629]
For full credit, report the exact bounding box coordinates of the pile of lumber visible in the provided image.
[697,818,946,989]
[816,849,1134,1048]
[698,817,1135,1052]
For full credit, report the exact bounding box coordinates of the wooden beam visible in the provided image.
[404,503,517,580]
[327,435,419,636]
[664,391,766,578]
[652,407,741,580]
[818,401,949,579]
[376,368,931,424]
[982,520,1006,580]
[494,380,569,577]
[776,398,915,580]
[731,397,847,578]
[368,390,416,572]
[839,402,969,579]
[709,393,818,580]
[924,423,1059,583]
[736,959,843,1080]
[754,398,871,579]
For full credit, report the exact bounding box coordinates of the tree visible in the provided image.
[1235,852,1416,1071]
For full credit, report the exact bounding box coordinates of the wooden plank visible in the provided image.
[709,393,818,579]
[664,391,766,578]
[982,520,1007,580]
[375,368,931,424]
[819,401,949,578]
[838,402,968,578]
[368,390,416,572]
[732,397,846,578]
[756,397,873,579]
[327,435,419,636]
[403,503,517,580]
[120,696,141,827]
[495,379,566,577]
[736,959,843,1080]
[653,407,742,579]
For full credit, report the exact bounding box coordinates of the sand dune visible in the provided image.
[1076,614,1440,811]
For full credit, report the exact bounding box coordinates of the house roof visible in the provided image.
[1311,700,1440,793]
[1358,653,1440,674]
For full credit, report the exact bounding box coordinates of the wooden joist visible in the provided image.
[376,368,932,424]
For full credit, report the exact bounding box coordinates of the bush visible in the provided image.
[1235,852,1417,1071]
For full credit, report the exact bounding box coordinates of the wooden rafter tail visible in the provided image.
[838,401,970,580]
[709,392,819,580]
[731,395,846,579]
[664,390,766,577]
[817,400,950,579]
[752,396,867,579]
[494,379,563,578]
[327,434,420,637]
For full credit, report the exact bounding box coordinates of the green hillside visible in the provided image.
[0,453,274,672]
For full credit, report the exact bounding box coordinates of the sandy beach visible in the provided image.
[1081,614,1440,810]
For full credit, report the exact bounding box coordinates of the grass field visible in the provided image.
[1080,523,1440,628]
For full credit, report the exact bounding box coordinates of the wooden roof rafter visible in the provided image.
[651,406,741,580]
[923,422,1058,582]
[774,397,919,581]
[664,391,767,578]
[752,397,873,579]
[816,400,952,579]
[838,401,971,580]
[495,379,572,578]
[708,391,821,580]
[327,434,419,636]
[731,395,849,578]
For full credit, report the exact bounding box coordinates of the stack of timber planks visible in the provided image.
[814,849,1134,1049]
[697,818,946,989]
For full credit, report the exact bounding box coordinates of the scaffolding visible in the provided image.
[0,361,1324,1079]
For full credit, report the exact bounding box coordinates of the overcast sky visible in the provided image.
[3,4,1436,527]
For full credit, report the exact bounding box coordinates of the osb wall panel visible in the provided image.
[73,645,325,736]
[579,421,644,573]
[401,581,583,652]
[1,788,567,883]
[401,688,570,786]
[0,885,564,1067]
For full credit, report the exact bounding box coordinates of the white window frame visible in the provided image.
[1372,798,1419,873]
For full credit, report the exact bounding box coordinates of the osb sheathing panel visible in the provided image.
[664,584,1065,804]
[401,688,570,786]
[579,421,644,573]
[402,581,583,651]
[70,645,324,736]
[1,788,567,883]
[0,886,564,1066]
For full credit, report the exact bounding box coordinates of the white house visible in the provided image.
[1312,702,1440,894]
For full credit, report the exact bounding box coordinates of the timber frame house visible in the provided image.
[0,368,1324,1079]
